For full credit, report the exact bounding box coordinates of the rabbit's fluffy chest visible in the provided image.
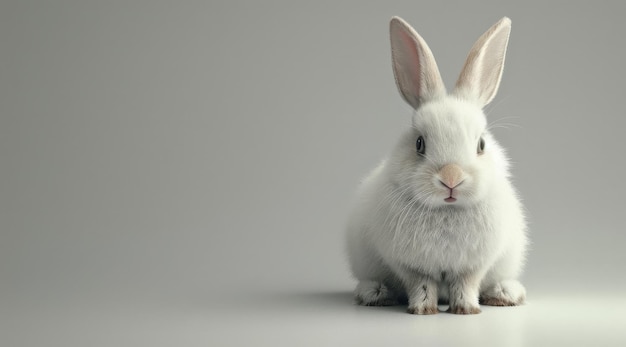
[377,203,501,275]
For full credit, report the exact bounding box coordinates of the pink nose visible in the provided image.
[439,180,462,189]
[438,164,464,189]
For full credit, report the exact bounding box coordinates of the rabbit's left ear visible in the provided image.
[454,17,511,107]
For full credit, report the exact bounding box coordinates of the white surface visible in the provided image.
[3,290,625,347]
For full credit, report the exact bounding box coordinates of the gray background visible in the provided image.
[1,1,625,346]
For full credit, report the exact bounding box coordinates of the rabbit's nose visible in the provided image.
[438,164,465,189]
[439,180,463,190]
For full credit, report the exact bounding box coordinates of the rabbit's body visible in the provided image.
[346,18,527,314]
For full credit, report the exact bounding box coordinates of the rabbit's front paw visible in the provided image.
[406,281,439,315]
[447,304,481,315]
[407,304,438,315]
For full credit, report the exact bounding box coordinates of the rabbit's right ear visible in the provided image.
[390,17,446,110]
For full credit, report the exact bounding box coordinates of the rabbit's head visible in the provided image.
[387,17,513,208]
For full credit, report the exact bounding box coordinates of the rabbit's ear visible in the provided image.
[454,17,511,107]
[390,17,446,110]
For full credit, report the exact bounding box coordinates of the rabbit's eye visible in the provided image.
[477,137,485,154]
[416,136,425,155]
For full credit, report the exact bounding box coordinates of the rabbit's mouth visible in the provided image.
[444,197,457,203]
[442,186,460,203]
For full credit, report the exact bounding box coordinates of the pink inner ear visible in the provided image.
[391,22,423,108]
[390,17,445,109]
[399,30,422,97]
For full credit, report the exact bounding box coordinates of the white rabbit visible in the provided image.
[346,16,528,315]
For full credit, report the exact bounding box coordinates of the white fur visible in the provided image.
[346,17,527,315]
